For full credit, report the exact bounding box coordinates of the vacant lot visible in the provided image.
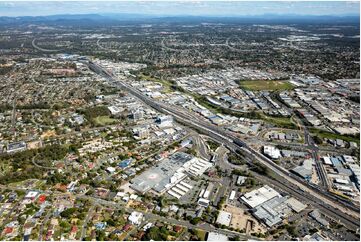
[238,80,294,91]
[223,204,266,233]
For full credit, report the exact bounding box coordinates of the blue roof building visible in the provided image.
[95,222,107,230]
[118,158,134,169]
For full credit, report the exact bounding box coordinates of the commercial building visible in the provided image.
[237,176,246,185]
[229,190,236,201]
[7,141,27,153]
[130,152,212,194]
[107,106,123,115]
[263,146,281,159]
[130,110,143,121]
[309,210,329,227]
[132,126,150,139]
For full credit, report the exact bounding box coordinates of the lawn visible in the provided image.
[194,229,207,241]
[237,80,294,91]
[93,116,118,126]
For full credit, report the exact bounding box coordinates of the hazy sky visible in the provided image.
[0,1,359,17]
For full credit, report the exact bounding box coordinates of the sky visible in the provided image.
[0,1,359,17]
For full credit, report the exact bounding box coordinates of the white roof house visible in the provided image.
[25,191,39,199]
[128,211,143,225]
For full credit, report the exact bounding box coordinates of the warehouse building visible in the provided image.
[291,159,314,181]
[241,186,306,227]
[253,196,307,227]
[241,185,281,208]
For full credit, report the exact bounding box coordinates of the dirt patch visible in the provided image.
[223,204,267,234]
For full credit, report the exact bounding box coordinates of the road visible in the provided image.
[32,38,60,52]
[86,61,360,230]
[193,134,211,160]
[303,125,330,189]
[216,145,360,231]
[38,209,52,241]
[80,204,96,241]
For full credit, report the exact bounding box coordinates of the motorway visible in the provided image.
[303,125,330,189]
[31,38,60,52]
[87,61,360,230]
[214,143,360,232]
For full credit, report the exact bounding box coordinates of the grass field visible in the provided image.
[93,116,117,126]
[237,80,294,91]
[194,229,207,241]
[259,113,296,129]
[309,128,360,144]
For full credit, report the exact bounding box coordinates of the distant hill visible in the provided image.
[0,13,359,26]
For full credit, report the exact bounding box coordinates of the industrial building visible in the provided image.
[291,159,314,181]
[156,115,173,127]
[241,185,306,227]
[216,211,232,226]
[241,185,281,208]
[253,195,307,227]
[309,210,329,227]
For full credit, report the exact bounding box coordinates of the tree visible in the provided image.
[230,235,240,241]
[190,217,201,225]
[60,208,77,218]
[144,227,161,241]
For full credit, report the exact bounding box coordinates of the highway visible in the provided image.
[215,143,360,231]
[303,125,330,189]
[31,38,60,52]
[87,61,360,230]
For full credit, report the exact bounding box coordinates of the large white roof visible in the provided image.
[241,185,281,208]
[216,211,232,226]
